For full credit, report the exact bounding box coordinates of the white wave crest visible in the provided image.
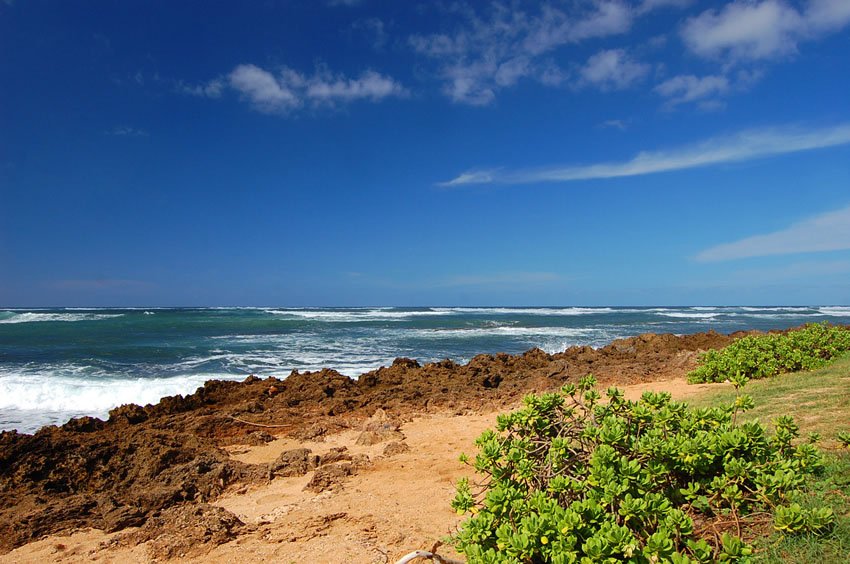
[265,308,446,322]
[657,312,719,319]
[0,312,125,324]
[739,306,813,312]
[0,371,228,433]
[411,326,597,338]
[819,306,850,317]
[432,307,616,316]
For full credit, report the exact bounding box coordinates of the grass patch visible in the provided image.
[689,354,850,448]
[690,354,850,562]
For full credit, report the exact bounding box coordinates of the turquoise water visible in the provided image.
[1,306,848,432]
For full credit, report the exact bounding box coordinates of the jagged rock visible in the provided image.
[108,404,148,425]
[124,503,244,559]
[392,357,420,369]
[303,463,353,493]
[320,446,352,466]
[382,441,410,457]
[355,410,405,446]
[269,448,319,477]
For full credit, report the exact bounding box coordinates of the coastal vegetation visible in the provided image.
[690,355,850,562]
[452,356,850,563]
[687,323,850,384]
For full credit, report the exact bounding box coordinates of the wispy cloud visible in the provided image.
[696,204,850,262]
[409,1,685,105]
[181,63,407,115]
[681,0,850,63]
[599,119,628,130]
[654,74,729,106]
[177,77,225,98]
[439,122,850,186]
[579,49,650,91]
[106,126,148,137]
[654,69,765,109]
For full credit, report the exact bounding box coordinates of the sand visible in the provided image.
[1,377,725,564]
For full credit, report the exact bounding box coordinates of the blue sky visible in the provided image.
[1,0,850,307]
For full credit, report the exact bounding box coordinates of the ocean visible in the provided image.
[1,305,848,433]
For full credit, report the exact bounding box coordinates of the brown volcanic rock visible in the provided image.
[0,330,743,553]
[270,448,320,477]
[122,503,245,560]
[0,421,267,551]
[303,462,354,493]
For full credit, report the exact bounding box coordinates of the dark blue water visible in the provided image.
[1,306,847,432]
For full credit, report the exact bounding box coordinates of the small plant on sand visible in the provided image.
[687,323,850,384]
[451,374,835,563]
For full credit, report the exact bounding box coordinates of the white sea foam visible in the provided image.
[739,306,813,312]
[0,371,231,433]
[819,306,850,317]
[433,307,616,316]
[656,312,719,319]
[728,312,821,319]
[410,326,597,338]
[265,308,446,322]
[0,312,125,324]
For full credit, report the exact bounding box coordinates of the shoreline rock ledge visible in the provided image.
[0,329,743,554]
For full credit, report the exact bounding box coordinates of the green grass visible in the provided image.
[689,354,850,448]
[689,354,850,562]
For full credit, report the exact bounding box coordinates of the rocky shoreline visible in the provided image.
[0,330,744,555]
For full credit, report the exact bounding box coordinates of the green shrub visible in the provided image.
[452,375,833,563]
[688,323,850,384]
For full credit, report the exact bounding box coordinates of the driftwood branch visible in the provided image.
[228,415,292,428]
[394,550,464,564]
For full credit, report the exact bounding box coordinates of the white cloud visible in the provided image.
[410,1,639,105]
[681,0,850,62]
[439,122,850,186]
[306,70,406,103]
[229,64,301,113]
[580,49,650,90]
[439,170,499,186]
[696,204,850,261]
[654,69,766,109]
[178,77,225,98]
[654,74,730,105]
[600,119,628,130]
[106,126,148,137]
[225,63,406,114]
[563,1,633,44]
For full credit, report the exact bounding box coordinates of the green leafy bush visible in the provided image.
[452,375,833,563]
[688,323,850,384]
